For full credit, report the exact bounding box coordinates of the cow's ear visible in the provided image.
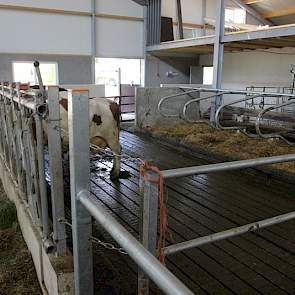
[59,99,68,111]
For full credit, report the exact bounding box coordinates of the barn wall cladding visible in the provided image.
[0,54,92,84]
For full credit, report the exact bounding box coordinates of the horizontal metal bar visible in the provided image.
[170,87,295,98]
[79,191,194,295]
[165,210,295,255]
[222,23,295,43]
[146,35,215,52]
[162,154,295,179]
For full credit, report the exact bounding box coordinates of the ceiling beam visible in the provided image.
[263,7,295,18]
[243,0,266,4]
[231,0,273,25]
[131,0,147,5]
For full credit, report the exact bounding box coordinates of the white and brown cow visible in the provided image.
[56,93,121,180]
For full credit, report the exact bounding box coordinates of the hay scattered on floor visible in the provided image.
[148,123,295,173]
[0,182,41,295]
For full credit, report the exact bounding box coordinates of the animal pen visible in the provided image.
[2,76,295,294]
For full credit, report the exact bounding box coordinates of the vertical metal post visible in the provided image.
[35,113,50,243]
[176,0,184,39]
[91,0,97,84]
[138,171,159,295]
[202,0,207,36]
[68,90,94,295]
[47,86,67,255]
[146,0,161,45]
[12,84,23,190]
[210,0,225,122]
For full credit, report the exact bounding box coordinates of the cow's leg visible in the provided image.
[107,138,121,180]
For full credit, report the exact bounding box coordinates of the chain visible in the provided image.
[91,236,127,255]
[58,218,127,255]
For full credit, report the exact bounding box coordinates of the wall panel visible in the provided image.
[96,0,143,17]
[96,18,144,58]
[0,10,91,55]
[0,0,91,12]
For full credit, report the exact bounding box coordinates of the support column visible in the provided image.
[138,170,159,295]
[47,86,67,255]
[201,0,207,36]
[91,0,97,84]
[210,0,225,122]
[68,90,94,295]
[176,0,184,39]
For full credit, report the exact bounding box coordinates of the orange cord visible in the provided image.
[140,161,167,264]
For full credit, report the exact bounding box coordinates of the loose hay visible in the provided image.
[148,123,295,173]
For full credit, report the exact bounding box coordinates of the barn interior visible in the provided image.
[0,1,295,295]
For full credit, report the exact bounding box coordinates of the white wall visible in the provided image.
[96,0,143,17]
[0,10,91,55]
[200,47,295,103]
[1,0,91,12]
[0,0,144,57]
[96,18,143,58]
[95,0,144,58]
[222,48,295,89]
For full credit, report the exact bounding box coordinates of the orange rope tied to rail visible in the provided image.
[140,161,167,264]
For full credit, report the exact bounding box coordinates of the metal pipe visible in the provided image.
[215,94,262,131]
[162,153,295,179]
[158,89,203,117]
[183,92,226,123]
[79,191,194,295]
[35,114,50,245]
[165,210,295,255]
[162,86,295,98]
[158,87,295,119]
[255,100,295,146]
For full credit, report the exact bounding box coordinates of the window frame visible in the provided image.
[225,7,246,24]
[12,61,59,85]
[202,66,214,86]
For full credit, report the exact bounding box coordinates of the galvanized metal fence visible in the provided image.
[158,86,295,144]
[67,90,194,295]
[139,154,295,294]
[3,82,295,295]
[0,82,66,254]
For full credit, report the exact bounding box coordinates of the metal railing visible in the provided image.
[255,100,295,146]
[67,90,194,295]
[158,86,295,144]
[139,153,295,293]
[0,81,66,254]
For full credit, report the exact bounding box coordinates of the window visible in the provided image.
[203,66,213,85]
[225,8,246,24]
[12,62,59,85]
[95,58,143,97]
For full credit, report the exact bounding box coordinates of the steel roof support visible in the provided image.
[176,0,184,39]
[210,0,225,122]
[91,0,96,84]
[231,0,273,26]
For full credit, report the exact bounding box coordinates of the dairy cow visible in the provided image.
[57,93,121,180]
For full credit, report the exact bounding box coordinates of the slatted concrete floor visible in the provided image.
[87,130,295,294]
